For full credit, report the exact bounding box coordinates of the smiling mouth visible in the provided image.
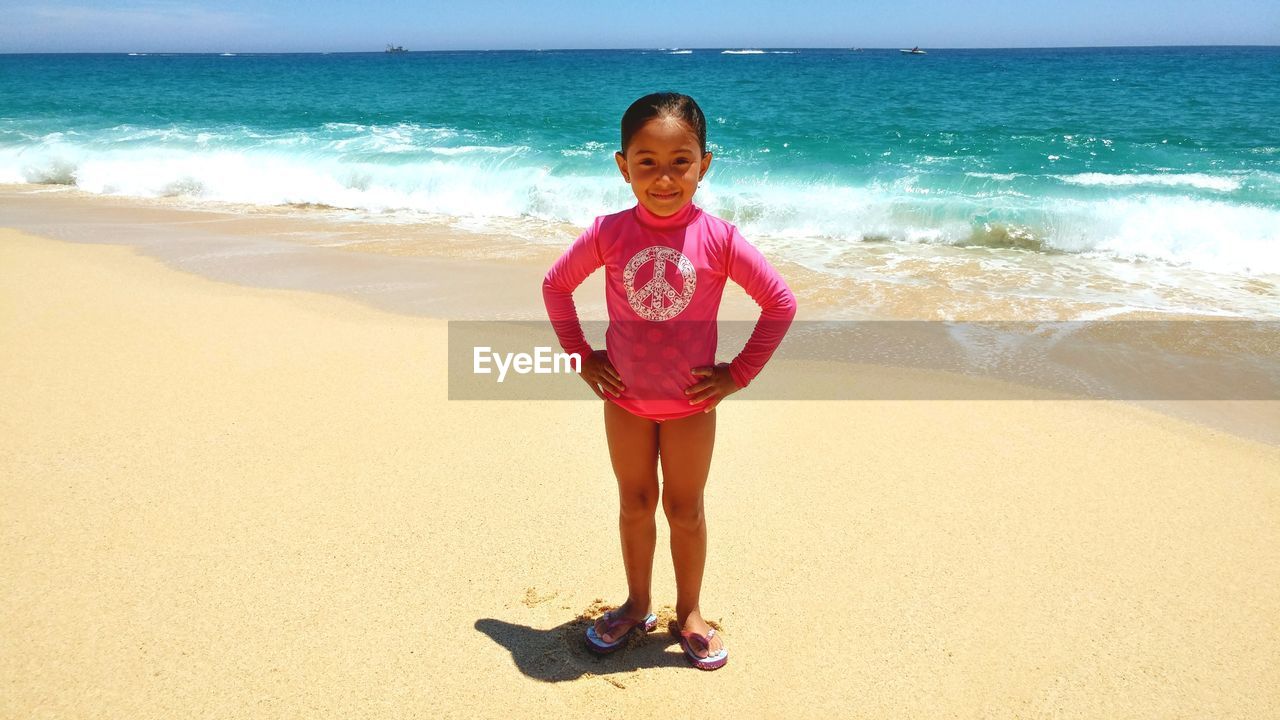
[649,190,680,200]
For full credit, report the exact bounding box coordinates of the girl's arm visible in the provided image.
[542,219,604,359]
[724,226,797,388]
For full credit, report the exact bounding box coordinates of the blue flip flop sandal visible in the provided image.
[585,609,658,654]
[671,624,728,670]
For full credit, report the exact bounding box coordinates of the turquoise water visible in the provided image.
[2,47,1279,310]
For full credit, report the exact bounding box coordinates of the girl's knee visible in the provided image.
[662,495,705,532]
[619,484,659,518]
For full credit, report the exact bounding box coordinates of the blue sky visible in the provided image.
[1,0,1277,53]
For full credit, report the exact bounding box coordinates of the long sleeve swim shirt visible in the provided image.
[543,202,797,421]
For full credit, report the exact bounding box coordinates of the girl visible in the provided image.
[542,92,796,671]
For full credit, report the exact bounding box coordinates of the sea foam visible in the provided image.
[2,123,1278,277]
[1055,172,1242,192]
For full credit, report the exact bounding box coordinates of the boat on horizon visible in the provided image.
[385,44,408,54]
[900,47,926,55]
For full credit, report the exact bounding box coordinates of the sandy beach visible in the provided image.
[2,215,1279,718]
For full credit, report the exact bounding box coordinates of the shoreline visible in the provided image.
[6,182,1279,322]
[3,184,1277,446]
[3,226,1278,718]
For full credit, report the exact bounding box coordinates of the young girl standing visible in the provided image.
[542,92,796,671]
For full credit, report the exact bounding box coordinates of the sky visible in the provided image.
[1,0,1277,53]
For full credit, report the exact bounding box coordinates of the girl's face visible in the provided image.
[614,116,712,217]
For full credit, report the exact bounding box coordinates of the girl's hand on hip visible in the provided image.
[580,349,625,399]
[685,362,741,412]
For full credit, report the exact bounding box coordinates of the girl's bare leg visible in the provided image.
[658,408,724,657]
[596,399,661,643]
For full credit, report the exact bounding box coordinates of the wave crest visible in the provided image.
[2,127,1278,276]
[1055,172,1241,192]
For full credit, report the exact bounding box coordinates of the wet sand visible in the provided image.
[3,186,1277,445]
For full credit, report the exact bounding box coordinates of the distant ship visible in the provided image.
[900,47,926,55]
[385,44,408,54]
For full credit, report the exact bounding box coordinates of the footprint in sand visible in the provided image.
[522,586,559,608]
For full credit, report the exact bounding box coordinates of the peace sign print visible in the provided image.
[622,245,697,322]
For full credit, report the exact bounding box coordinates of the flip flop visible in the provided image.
[671,623,729,670]
[585,609,658,654]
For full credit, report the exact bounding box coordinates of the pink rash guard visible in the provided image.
[542,201,797,422]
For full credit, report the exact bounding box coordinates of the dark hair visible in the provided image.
[619,92,708,156]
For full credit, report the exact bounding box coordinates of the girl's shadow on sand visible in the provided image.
[475,610,695,682]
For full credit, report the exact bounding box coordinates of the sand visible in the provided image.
[2,226,1278,718]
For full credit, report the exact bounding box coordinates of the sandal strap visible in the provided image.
[681,627,720,654]
[683,629,712,650]
[601,611,645,635]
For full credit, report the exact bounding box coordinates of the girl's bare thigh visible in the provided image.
[657,408,716,510]
[602,400,660,509]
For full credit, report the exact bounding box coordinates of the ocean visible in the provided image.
[1,47,1278,319]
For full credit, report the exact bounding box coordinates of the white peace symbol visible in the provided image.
[622,246,697,321]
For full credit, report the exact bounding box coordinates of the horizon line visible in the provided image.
[2,43,1278,56]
